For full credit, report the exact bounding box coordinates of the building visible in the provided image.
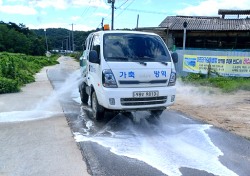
[138,9,250,50]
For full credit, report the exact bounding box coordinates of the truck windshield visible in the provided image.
[103,33,171,62]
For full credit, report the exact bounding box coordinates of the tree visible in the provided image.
[0,22,46,56]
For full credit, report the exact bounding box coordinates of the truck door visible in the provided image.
[88,34,101,88]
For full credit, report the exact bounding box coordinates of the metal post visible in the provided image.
[183,28,186,50]
[166,27,169,46]
[183,21,187,50]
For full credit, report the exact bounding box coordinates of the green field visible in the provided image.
[0,52,59,94]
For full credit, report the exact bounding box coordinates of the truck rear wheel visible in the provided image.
[79,83,88,104]
[91,91,105,121]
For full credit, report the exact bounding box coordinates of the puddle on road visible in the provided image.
[74,111,238,176]
[0,69,82,123]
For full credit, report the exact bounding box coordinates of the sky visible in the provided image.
[0,0,250,31]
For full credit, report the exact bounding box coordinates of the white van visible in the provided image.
[79,29,178,120]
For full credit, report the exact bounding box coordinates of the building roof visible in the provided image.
[159,16,250,31]
[218,9,250,15]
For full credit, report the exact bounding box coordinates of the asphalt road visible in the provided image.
[47,57,250,176]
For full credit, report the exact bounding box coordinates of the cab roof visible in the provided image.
[93,30,159,37]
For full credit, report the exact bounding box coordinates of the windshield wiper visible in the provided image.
[138,62,147,66]
[131,57,148,66]
[160,61,168,66]
[132,56,153,61]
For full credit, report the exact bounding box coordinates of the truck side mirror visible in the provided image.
[171,52,178,63]
[79,51,85,66]
[83,44,86,50]
[80,59,83,66]
[89,50,100,64]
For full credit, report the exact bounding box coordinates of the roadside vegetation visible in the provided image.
[0,52,59,94]
[0,21,92,94]
[180,73,250,92]
[69,52,82,61]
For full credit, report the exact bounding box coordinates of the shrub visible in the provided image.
[69,52,82,61]
[0,52,59,94]
[0,77,19,93]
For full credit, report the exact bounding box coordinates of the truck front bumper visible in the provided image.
[96,86,176,111]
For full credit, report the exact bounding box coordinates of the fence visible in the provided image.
[174,49,250,77]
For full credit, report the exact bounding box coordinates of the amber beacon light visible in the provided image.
[103,24,110,30]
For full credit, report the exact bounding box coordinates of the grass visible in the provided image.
[181,73,250,93]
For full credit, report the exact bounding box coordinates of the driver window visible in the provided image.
[91,35,101,59]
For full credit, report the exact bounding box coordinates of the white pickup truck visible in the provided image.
[79,29,178,120]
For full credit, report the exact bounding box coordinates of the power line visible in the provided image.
[96,13,111,29]
[115,0,135,18]
[121,8,169,15]
[116,0,129,9]
[96,0,131,29]
[95,0,135,29]
[81,0,92,17]
[81,7,91,17]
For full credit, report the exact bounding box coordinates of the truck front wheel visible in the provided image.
[150,110,163,117]
[79,83,88,104]
[91,91,105,121]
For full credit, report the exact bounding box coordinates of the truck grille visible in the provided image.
[120,96,167,106]
[119,80,167,85]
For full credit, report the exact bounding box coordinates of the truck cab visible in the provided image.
[79,29,178,120]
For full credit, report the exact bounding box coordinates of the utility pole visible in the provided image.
[65,38,68,53]
[44,29,48,52]
[136,14,139,29]
[71,23,74,52]
[108,0,115,30]
[62,40,63,51]
[101,18,104,30]
[68,31,71,51]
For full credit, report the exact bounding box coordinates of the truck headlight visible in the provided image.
[102,69,118,88]
[168,72,176,86]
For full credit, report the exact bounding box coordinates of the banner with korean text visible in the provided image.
[183,55,250,77]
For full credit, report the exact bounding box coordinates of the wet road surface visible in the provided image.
[47,59,250,176]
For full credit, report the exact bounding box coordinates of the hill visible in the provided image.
[32,28,94,52]
[0,21,45,56]
[0,21,94,55]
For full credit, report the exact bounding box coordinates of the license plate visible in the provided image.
[133,91,159,98]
